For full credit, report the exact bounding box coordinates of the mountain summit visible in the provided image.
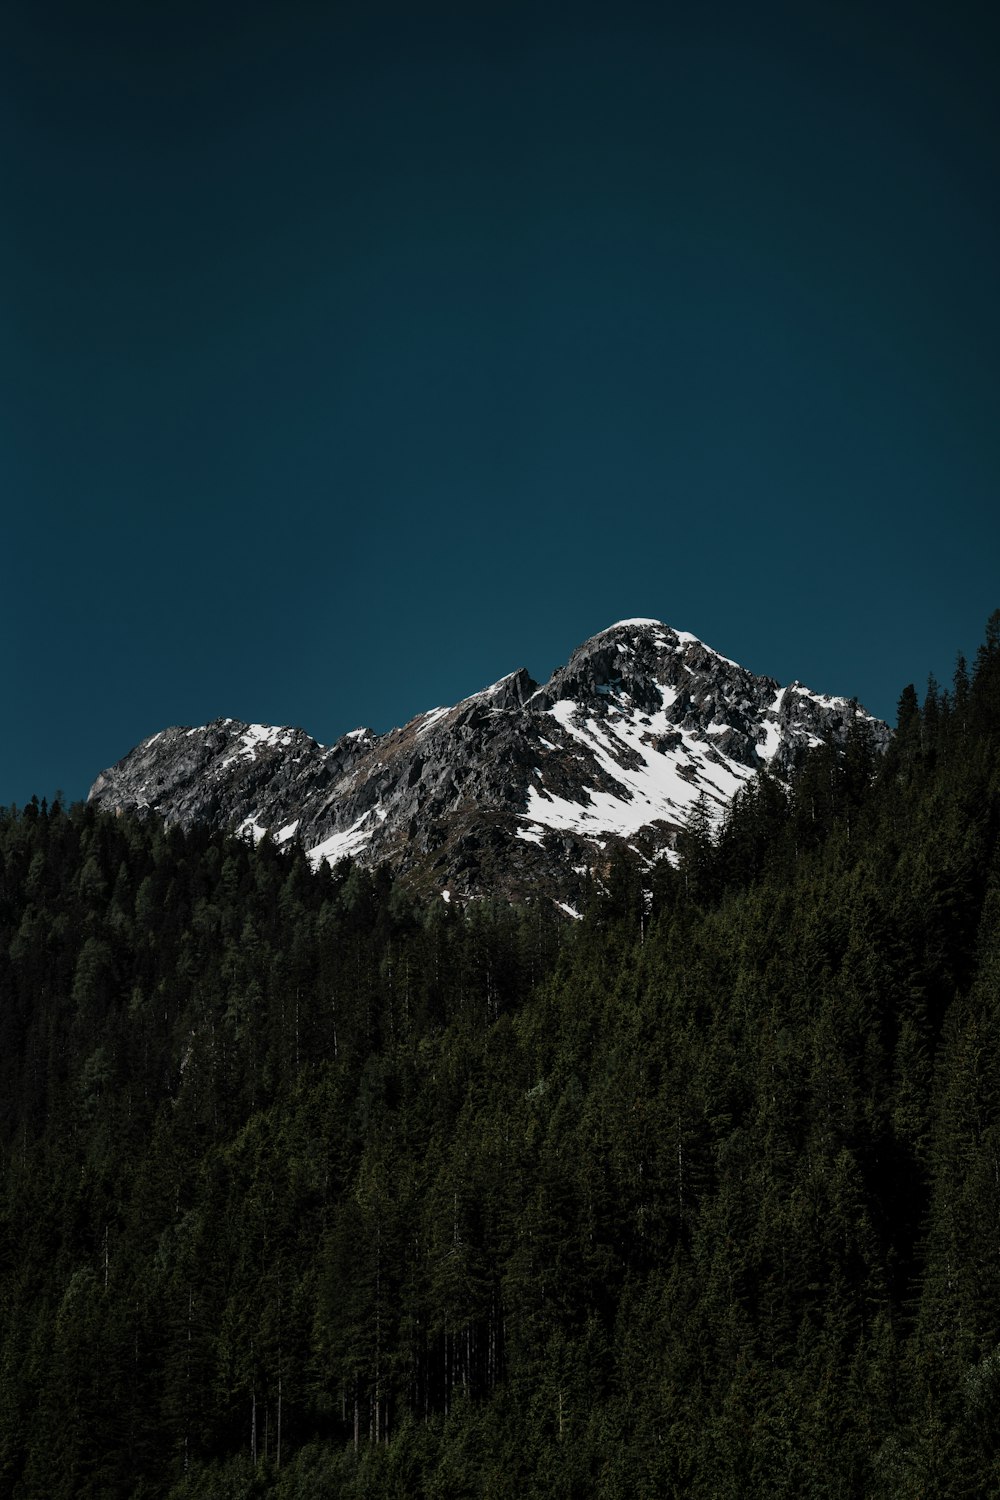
[88,621,888,904]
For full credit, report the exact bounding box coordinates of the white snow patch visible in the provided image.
[600,617,666,631]
[276,820,300,844]
[556,901,583,921]
[236,816,267,845]
[221,723,288,769]
[307,807,383,869]
[416,707,450,737]
[459,670,519,705]
[516,823,546,845]
[441,889,452,903]
[671,629,742,669]
[791,683,841,708]
[757,688,786,762]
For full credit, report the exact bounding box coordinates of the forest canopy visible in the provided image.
[1,613,999,1498]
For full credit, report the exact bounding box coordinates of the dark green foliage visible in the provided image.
[3,615,1000,1495]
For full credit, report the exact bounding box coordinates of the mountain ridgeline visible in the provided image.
[2,613,999,1497]
[87,620,888,906]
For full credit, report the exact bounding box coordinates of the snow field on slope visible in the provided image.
[307,806,387,869]
[516,697,755,844]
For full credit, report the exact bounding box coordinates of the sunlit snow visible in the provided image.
[416,707,450,737]
[221,724,293,769]
[522,696,755,843]
[307,806,386,869]
[757,691,786,761]
[458,670,520,706]
[599,617,666,630]
[516,824,546,845]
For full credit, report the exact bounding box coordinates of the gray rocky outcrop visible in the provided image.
[88,620,890,906]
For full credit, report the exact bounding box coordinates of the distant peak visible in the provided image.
[589,619,739,666]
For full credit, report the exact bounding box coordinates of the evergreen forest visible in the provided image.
[2,614,1000,1498]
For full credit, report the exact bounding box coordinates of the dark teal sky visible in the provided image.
[3,1,998,806]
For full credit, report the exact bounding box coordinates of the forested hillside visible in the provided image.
[2,616,999,1498]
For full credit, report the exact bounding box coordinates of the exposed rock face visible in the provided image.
[88,620,889,906]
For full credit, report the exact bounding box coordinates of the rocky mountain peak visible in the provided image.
[88,621,889,907]
[532,619,742,716]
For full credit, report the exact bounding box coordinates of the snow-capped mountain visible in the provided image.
[88,620,889,905]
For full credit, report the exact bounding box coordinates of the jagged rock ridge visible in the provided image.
[88,620,889,906]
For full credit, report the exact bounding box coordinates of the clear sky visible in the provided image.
[3,0,998,806]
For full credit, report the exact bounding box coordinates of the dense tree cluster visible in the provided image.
[1,613,999,1497]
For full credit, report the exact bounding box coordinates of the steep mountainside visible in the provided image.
[88,619,888,903]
